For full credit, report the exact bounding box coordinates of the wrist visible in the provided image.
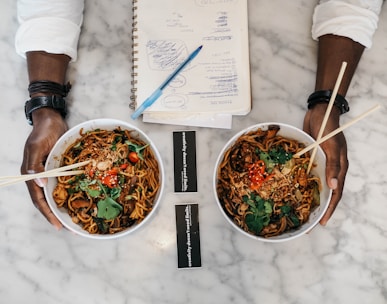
[25,95,67,125]
[308,102,341,118]
[24,80,71,125]
[31,107,64,125]
[307,90,349,115]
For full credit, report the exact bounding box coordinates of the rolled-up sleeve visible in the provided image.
[312,0,383,48]
[15,0,84,61]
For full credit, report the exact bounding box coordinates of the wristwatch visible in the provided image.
[307,90,350,115]
[25,95,67,125]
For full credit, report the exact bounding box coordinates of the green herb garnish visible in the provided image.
[97,196,123,220]
[94,217,109,233]
[268,146,293,164]
[243,193,273,235]
[79,179,101,198]
[111,135,122,151]
[258,146,293,173]
[96,181,123,220]
[125,140,149,160]
[280,205,300,227]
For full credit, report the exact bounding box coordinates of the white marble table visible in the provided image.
[1,1,386,303]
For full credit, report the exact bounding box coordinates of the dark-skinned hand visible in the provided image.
[303,103,348,226]
[20,108,68,229]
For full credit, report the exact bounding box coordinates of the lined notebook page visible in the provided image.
[131,0,251,119]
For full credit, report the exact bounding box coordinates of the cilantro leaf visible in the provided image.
[259,151,275,173]
[279,205,301,227]
[79,179,101,198]
[264,201,272,214]
[268,146,293,164]
[94,217,109,233]
[109,187,121,200]
[95,180,123,220]
[289,214,300,227]
[245,214,264,234]
[280,205,291,215]
[111,135,122,151]
[243,193,273,234]
[97,196,123,220]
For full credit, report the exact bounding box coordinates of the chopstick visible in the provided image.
[307,61,347,174]
[294,104,381,158]
[0,160,90,188]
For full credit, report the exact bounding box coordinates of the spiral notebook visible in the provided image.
[131,0,251,128]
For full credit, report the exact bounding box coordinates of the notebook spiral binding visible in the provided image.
[130,0,138,110]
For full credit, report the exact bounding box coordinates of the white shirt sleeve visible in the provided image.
[15,0,85,61]
[312,0,383,48]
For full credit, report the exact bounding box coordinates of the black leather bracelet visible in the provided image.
[25,95,67,125]
[28,80,71,97]
[307,90,350,115]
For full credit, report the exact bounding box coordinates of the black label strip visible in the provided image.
[173,131,197,192]
[175,204,201,268]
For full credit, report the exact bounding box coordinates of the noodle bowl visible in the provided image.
[44,119,164,239]
[213,123,331,242]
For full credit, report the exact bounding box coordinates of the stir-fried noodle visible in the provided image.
[216,125,321,237]
[52,128,160,234]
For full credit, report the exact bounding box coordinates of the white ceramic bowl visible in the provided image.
[44,118,164,240]
[213,122,332,243]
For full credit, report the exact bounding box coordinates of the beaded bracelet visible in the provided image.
[307,90,349,115]
[28,80,71,97]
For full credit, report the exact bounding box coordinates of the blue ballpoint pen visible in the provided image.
[131,45,203,120]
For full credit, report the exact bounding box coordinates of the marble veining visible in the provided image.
[0,0,386,303]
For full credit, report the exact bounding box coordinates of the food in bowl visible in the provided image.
[215,124,327,240]
[44,119,164,239]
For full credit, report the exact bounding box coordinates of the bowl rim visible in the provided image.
[213,122,332,243]
[43,118,165,240]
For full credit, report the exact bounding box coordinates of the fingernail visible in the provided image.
[330,178,338,190]
[34,178,46,188]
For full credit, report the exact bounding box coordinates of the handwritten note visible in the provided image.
[133,0,251,116]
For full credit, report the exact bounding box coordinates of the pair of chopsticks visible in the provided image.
[294,103,380,159]
[294,61,381,171]
[0,160,90,188]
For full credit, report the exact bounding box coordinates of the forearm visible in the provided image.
[315,34,365,96]
[312,0,382,95]
[27,52,70,88]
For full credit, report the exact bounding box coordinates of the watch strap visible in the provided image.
[307,90,350,115]
[25,95,67,125]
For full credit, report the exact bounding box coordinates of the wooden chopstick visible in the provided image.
[294,104,381,158]
[0,160,90,188]
[307,61,347,174]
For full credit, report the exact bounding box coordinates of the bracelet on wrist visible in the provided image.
[307,90,349,115]
[28,80,71,97]
[25,95,67,125]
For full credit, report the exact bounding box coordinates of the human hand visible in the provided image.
[20,108,68,229]
[303,103,349,225]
